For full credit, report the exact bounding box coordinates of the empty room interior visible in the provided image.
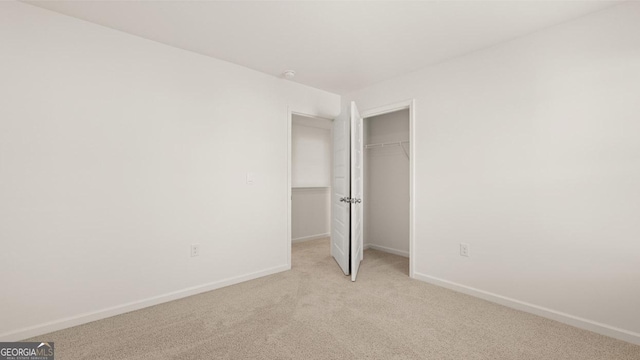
[1,1,639,359]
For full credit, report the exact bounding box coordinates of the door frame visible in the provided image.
[287,108,334,270]
[360,99,416,278]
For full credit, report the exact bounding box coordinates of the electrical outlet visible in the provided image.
[460,243,469,257]
[191,244,200,257]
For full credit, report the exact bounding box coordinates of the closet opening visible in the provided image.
[362,107,412,276]
[287,113,333,269]
[287,100,414,279]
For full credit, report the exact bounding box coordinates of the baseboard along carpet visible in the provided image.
[27,238,640,359]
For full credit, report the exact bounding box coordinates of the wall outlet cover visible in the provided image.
[191,244,200,257]
[460,243,469,257]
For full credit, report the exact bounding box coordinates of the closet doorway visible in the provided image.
[287,113,333,269]
[361,100,415,278]
[287,100,415,281]
[363,109,410,260]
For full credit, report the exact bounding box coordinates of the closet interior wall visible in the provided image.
[364,109,410,257]
[291,115,332,243]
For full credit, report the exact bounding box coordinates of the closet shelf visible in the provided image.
[364,140,409,148]
[364,141,409,159]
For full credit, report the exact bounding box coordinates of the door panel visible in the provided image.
[331,107,350,275]
[350,102,364,282]
[331,102,365,280]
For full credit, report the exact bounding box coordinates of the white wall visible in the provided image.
[291,188,330,242]
[348,2,640,344]
[364,110,410,257]
[291,116,332,187]
[291,116,332,242]
[0,2,340,341]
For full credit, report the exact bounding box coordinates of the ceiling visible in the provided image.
[26,1,621,94]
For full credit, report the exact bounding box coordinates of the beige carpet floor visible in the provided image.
[29,238,639,359]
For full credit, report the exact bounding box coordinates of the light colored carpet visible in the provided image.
[28,238,639,359]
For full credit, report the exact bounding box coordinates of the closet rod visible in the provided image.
[364,141,409,159]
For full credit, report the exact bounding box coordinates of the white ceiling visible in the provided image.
[26,0,621,94]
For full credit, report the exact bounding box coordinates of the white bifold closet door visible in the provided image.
[330,102,364,281]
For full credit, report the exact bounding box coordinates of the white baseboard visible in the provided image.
[366,244,409,258]
[0,264,289,342]
[413,272,640,346]
[292,233,330,243]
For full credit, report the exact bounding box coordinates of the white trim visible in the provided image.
[367,244,409,258]
[360,99,413,119]
[292,233,331,243]
[287,106,292,270]
[409,101,415,279]
[361,99,416,279]
[413,272,640,346]
[0,264,289,342]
